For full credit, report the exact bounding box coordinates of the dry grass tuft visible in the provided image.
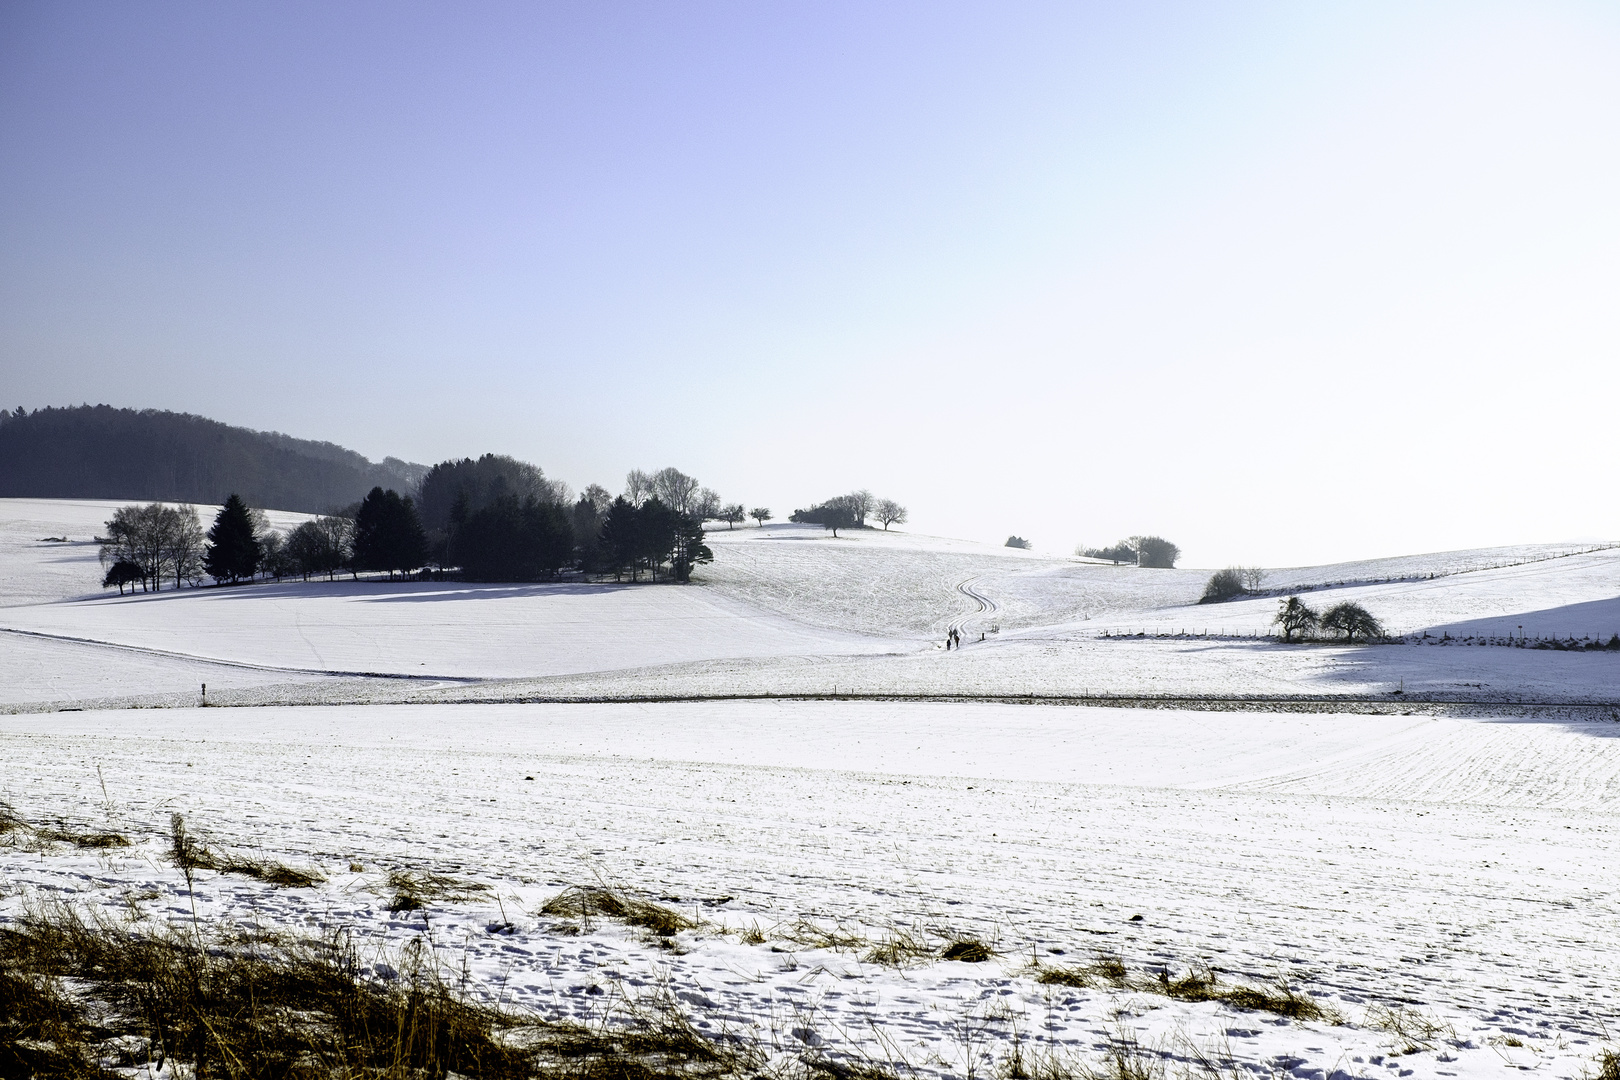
[0,904,754,1080]
[861,926,936,967]
[773,919,869,953]
[1593,1049,1620,1080]
[0,802,129,851]
[1079,1028,1165,1080]
[168,812,323,888]
[218,855,325,889]
[541,885,696,937]
[940,939,993,963]
[1036,953,1129,989]
[387,869,490,911]
[1036,957,1335,1022]
[1364,1005,1454,1051]
[38,827,131,849]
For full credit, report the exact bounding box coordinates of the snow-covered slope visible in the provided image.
[1,501,1614,709]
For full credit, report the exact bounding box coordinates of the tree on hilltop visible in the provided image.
[874,499,907,530]
[847,490,874,527]
[750,507,773,526]
[1131,536,1181,569]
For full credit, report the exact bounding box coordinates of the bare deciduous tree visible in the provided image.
[750,507,773,526]
[693,486,722,522]
[874,499,907,530]
[1321,602,1383,643]
[1274,596,1319,641]
[719,503,746,529]
[651,467,701,514]
[847,489,874,526]
[100,503,205,592]
[624,469,654,507]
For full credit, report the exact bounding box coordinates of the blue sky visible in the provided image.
[3,2,1617,565]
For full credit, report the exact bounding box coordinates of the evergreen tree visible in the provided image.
[352,487,427,577]
[670,510,713,582]
[599,496,645,581]
[204,494,261,584]
[451,496,573,581]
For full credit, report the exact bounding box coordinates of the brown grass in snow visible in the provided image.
[169,811,325,889]
[0,902,757,1080]
[541,885,696,937]
[1036,956,1336,1023]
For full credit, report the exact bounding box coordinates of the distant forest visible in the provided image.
[0,405,426,513]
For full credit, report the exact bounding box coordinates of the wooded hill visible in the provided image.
[0,405,426,514]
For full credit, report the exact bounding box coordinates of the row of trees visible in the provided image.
[790,490,907,536]
[1078,536,1181,569]
[99,503,207,592]
[100,489,416,592]
[1275,596,1384,643]
[99,456,902,589]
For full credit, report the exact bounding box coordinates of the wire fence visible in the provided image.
[1239,542,1620,600]
[1095,628,1620,650]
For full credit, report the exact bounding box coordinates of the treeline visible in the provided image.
[0,405,425,513]
[1077,536,1181,568]
[98,459,728,589]
[789,490,907,536]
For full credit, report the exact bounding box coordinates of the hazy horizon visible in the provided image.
[5,2,1618,567]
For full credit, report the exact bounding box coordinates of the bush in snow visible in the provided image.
[1200,568,1247,603]
[1321,601,1384,643]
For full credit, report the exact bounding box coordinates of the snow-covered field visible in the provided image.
[2,500,1618,1078]
[4,703,1617,1080]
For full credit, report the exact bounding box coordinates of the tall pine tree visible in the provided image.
[352,487,427,577]
[203,493,260,584]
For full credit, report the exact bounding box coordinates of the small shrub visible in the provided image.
[1199,568,1246,604]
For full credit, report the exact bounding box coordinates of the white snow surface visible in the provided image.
[3,702,1617,1080]
[3,501,1620,1078]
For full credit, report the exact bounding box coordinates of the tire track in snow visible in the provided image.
[946,577,1001,640]
[0,625,478,683]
